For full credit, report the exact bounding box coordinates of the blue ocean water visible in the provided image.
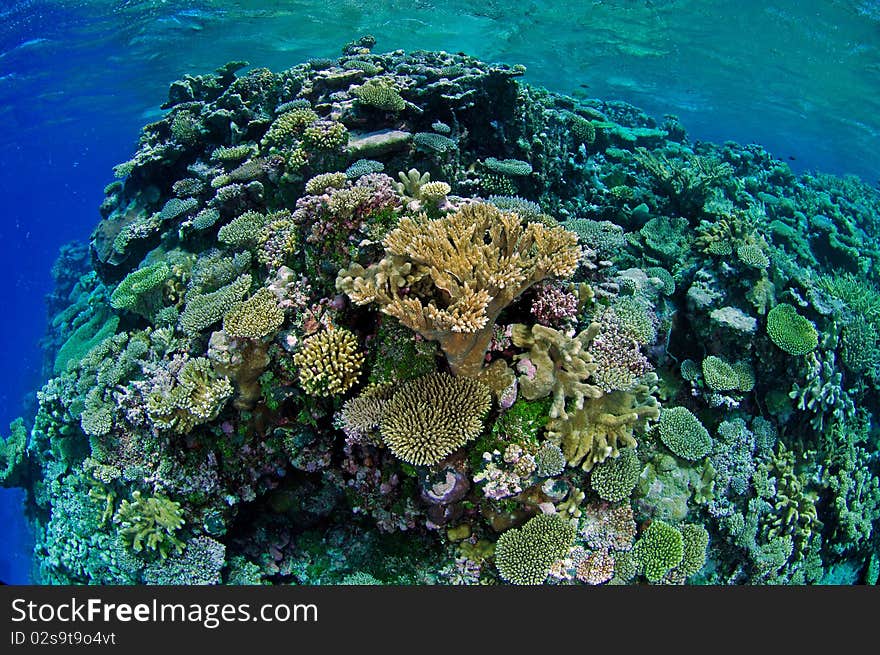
[0,0,878,584]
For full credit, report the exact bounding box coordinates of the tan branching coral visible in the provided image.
[511,323,603,420]
[337,202,581,377]
[294,326,365,396]
[379,373,491,466]
[547,373,660,471]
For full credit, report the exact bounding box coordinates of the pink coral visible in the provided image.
[530,281,578,327]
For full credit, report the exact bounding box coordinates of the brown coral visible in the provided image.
[336,202,581,377]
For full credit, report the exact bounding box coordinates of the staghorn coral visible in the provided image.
[337,202,581,377]
[379,373,491,466]
[494,513,575,585]
[294,326,365,397]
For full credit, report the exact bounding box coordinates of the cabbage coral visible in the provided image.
[145,357,234,434]
[337,201,581,377]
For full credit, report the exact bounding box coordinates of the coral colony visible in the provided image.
[2,37,879,585]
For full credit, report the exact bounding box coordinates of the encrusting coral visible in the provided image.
[337,201,581,377]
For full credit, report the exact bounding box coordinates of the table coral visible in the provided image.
[337,202,580,377]
[379,373,491,466]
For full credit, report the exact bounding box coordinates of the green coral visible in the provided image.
[484,157,532,177]
[633,519,684,583]
[668,523,709,582]
[114,490,185,559]
[589,447,640,502]
[179,273,252,335]
[658,406,712,461]
[353,80,405,111]
[766,303,818,355]
[495,514,575,585]
[701,355,739,392]
[0,418,28,487]
[109,262,170,321]
[54,312,120,375]
[217,211,268,248]
[547,373,660,472]
[222,288,285,339]
[261,108,318,147]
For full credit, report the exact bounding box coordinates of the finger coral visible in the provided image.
[337,202,581,377]
[293,326,365,396]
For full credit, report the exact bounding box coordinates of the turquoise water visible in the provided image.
[0,1,878,585]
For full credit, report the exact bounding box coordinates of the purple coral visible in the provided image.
[530,281,578,327]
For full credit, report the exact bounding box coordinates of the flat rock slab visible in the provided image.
[347,129,412,158]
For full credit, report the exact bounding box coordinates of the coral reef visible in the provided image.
[7,40,879,586]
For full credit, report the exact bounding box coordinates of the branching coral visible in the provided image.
[511,322,602,420]
[547,373,660,471]
[294,326,365,396]
[379,373,491,466]
[494,513,575,585]
[114,490,185,559]
[337,202,581,377]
